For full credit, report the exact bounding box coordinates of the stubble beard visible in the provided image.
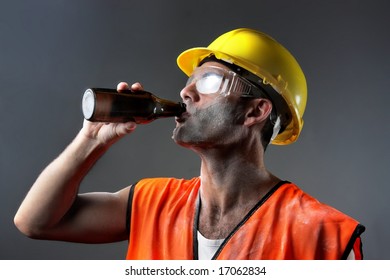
[172,101,246,149]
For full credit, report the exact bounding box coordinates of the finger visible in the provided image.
[131,82,144,91]
[115,122,137,136]
[124,121,137,132]
[117,82,130,92]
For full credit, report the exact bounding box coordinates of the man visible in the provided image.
[14,28,365,259]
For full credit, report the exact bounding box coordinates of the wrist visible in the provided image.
[70,130,111,160]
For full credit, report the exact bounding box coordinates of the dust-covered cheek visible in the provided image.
[173,100,246,147]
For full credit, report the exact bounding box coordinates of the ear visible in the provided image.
[243,98,273,127]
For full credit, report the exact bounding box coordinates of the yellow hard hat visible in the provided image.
[177,28,307,145]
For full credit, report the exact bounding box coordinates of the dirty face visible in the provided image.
[173,62,250,150]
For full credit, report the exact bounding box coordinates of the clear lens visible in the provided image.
[196,72,223,94]
[186,67,226,95]
[186,66,262,98]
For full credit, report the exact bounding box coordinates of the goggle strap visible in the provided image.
[271,116,282,141]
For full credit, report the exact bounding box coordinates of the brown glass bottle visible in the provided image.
[82,88,186,124]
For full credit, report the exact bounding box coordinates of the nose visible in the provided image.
[180,82,200,103]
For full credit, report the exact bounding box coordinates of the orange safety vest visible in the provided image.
[126,177,365,260]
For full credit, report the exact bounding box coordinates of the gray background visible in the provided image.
[1,0,389,260]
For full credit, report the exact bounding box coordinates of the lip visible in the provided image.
[175,112,190,123]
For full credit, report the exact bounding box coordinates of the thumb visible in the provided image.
[115,122,137,137]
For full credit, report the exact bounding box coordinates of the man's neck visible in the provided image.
[196,146,280,239]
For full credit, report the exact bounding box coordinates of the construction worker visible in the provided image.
[14,28,365,259]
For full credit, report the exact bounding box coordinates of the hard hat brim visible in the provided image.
[177,47,240,77]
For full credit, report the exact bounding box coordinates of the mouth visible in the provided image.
[175,112,190,123]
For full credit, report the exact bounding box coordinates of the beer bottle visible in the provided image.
[82,88,186,124]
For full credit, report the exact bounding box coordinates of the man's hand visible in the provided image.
[80,82,143,146]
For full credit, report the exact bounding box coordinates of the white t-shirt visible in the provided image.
[197,231,224,260]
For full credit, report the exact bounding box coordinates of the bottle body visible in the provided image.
[82,88,186,124]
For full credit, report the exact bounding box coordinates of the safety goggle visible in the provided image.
[186,66,267,98]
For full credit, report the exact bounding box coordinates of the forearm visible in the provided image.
[14,131,111,237]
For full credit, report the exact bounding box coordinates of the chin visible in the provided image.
[172,130,203,149]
